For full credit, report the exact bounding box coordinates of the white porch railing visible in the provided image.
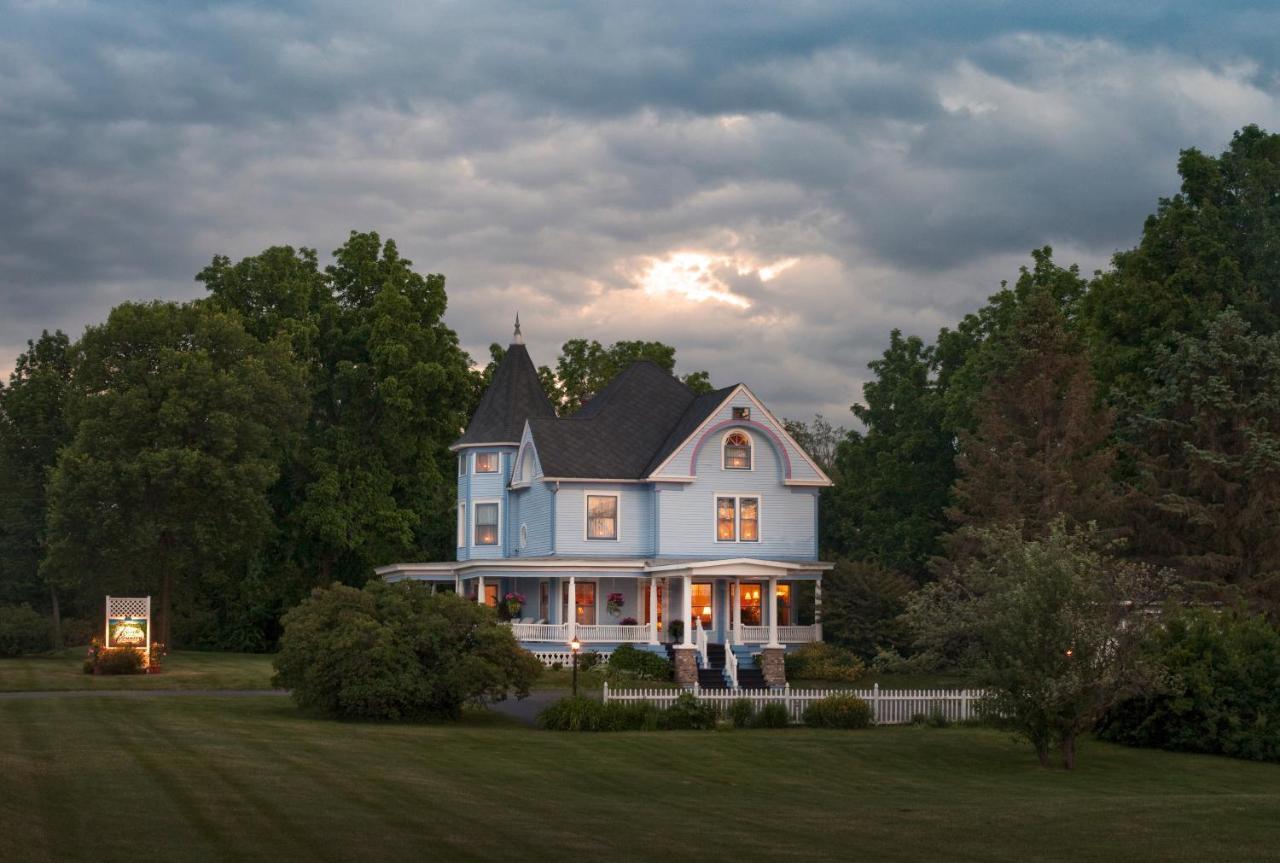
[508,622,568,641]
[576,624,650,643]
[506,622,651,643]
[724,644,739,689]
[694,620,709,668]
[734,623,821,644]
[604,683,988,725]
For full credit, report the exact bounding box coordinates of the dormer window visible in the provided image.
[475,452,499,473]
[723,431,752,470]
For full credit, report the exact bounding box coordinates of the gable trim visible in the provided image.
[645,385,740,477]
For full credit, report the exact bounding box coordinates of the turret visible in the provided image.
[453,318,555,561]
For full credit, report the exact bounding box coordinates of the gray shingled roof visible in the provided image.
[529,363,734,478]
[453,343,556,448]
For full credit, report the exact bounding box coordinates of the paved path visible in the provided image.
[485,689,579,725]
[0,688,290,700]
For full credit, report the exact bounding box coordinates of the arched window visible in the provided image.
[723,431,752,470]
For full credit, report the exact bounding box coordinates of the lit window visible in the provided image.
[587,495,618,540]
[484,584,499,607]
[716,495,760,542]
[476,452,499,473]
[717,497,736,541]
[724,432,751,470]
[740,583,763,625]
[562,582,597,625]
[474,503,498,545]
[691,583,713,629]
[740,497,759,541]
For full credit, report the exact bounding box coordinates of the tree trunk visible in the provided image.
[1035,742,1051,768]
[1062,733,1077,770]
[48,583,62,650]
[160,568,173,650]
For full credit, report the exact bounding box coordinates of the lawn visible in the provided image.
[2,696,1277,863]
[0,649,276,691]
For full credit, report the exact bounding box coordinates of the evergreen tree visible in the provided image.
[947,289,1117,539]
[1125,310,1280,614]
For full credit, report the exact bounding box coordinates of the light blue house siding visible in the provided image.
[654,428,819,560]
[553,484,655,557]
[652,391,825,485]
[457,447,516,561]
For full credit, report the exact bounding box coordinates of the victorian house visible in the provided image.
[377,321,833,688]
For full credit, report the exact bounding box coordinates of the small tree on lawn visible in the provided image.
[905,519,1170,768]
[273,581,541,721]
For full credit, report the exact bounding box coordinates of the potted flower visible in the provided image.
[607,592,625,617]
[620,616,638,626]
[504,592,526,619]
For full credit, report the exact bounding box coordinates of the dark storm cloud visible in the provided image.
[2,0,1279,421]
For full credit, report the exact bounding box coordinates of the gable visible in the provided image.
[646,385,831,486]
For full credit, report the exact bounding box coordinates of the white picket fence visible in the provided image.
[603,682,988,725]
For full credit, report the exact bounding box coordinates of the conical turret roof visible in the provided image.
[453,331,556,448]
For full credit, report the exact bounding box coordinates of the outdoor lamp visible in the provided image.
[569,635,582,696]
[570,636,581,653]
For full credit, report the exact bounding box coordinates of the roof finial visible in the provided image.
[513,312,524,345]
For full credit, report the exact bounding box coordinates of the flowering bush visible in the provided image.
[607,592,625,616]
[620,616,638,625]
[504,592,526,618]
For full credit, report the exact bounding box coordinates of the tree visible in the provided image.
[783,414,845,477]
[273,581,541,721]
[947,288,1118,540]
[905,520,1169,768]
[823,331,955,579]
[0,332,75,644]
[1085,125,1280,402]
[819,560,914,660]
[1124,310,1280,614]
[201,233,476,606]
[481,337,714,414]
[41,301,307,648]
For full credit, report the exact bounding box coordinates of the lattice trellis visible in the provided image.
[107,596,150,619]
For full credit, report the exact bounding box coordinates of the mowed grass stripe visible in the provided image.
[2,697,1279,863]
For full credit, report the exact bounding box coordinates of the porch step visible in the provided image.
[736,667,768,689]
[697,668,729,690]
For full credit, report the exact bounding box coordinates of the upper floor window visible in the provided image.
[458,454,467,476]
[716,495,760,542]
[475,452,499,473]
[724,431,752,470]
[474,502,499,545]
[519,450,533,483]
[586,494,618,540]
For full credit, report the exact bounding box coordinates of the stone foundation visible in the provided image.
[760,647,786,688]
[673,646,699,686]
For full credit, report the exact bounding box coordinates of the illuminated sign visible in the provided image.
[105,596,152,665]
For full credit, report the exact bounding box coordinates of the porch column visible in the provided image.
[682,574,693,646]
[567,573,577,643]
[648,577,658,644]
[814,578,823,641]
[767,576,780,648]
[476,575,485,605]
[732,580,742,645]
[454,573,461,595]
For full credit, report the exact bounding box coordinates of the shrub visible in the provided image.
[273,582,542,721]
[1098,608,1280,762]
[606,644,671,681]
[804,695,874,729]
[668,620,684,643]
[659,692,716,730]
[577,650,602,673]
[537,697,664,731]
[785,642,866,683]
[753,702,791,728]
[0,604,51,657]
[60,617,95,648]
[728,698,756,728]
[91,647,145,675]
[912,708,950,728]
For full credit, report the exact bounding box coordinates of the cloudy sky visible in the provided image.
[3,1,1279,422]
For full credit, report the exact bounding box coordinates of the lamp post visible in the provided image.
[570,635,582,697]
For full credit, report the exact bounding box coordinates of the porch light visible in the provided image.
[570,636,581,653]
